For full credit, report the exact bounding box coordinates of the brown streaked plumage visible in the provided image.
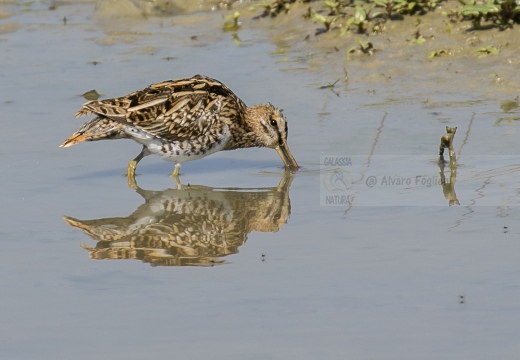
[63,172,294,267]
[61,74,299,183]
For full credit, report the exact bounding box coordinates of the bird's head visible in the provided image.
[247,104,299,171]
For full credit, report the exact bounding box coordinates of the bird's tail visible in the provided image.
[60,118,127,148]
[63,215,125,242]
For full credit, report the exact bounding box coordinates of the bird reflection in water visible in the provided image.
[64,172,294,266]
[438,159,460,206]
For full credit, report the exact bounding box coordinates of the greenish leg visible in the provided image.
[127,146,149,189]
[171,164,182,189]
[171,163,181,177]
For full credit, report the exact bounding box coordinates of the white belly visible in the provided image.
[123,125,230,165]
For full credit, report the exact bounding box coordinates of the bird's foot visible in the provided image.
[127,161,138,189]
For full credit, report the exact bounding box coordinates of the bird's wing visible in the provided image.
[75,75,247,142]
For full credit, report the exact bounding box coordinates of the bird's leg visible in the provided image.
[128,176,138,190]
[127,146,150,188]
[171,163,181,177]
[173,175,181,190]
[171,163,182,189]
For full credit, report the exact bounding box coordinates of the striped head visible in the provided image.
[246,104,299,171]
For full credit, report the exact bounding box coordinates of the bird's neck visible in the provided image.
[223,107,262,150]
[224,130,261,150]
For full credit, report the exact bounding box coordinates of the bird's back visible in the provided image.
[75,74,249,143]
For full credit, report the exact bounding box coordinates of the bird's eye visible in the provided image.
[269,119,277,127]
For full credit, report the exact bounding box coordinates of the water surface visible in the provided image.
[2,2,520,359]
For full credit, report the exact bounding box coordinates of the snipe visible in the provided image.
[61,74,299,183]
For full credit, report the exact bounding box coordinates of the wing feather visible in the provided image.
[75,75,246,142]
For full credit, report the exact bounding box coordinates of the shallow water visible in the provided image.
[2,1,520,359]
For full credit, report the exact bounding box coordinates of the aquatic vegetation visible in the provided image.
[494,116,520,125]
[345,2,380,34]
[427,48,450,59]
[251,0,445,36]
[258,0,299,17]
[456,0,520,29]
[223,11,241,32]
[324,0,346,15]
[246,0,520,40]
[314,12,337,32]
[500,96,519,112]
[375,0,442,18]
[495,96,520,124]
[81,89,101,101]
[474,45,499,57]
[407,29,429,43]
[347,38,376,55]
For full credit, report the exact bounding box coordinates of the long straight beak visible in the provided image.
[275,141,299,171]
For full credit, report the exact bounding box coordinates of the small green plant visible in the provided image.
[325,0,340,15]
[347,38,376,55]
[314,12,337,32]
[259,0,298,17]
[374,0,407,19]
[374,0,442,18]
[427,48,449,59]
[251,0,448,38]
[345,2,379,33]
[457,0,520,29]
[223,11,241,32]
[407,29,428,44]
[324,0,351,15]
[474,45,499,58]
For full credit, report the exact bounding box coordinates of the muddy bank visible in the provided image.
[244,1,520,96]
[92,0,520,96]
[2,0,519,98]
